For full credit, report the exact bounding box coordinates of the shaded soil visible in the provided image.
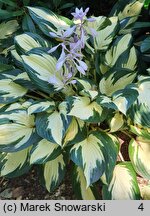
[0,167,75,200]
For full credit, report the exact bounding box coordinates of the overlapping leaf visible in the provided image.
[109,112,124,132]
[36,102,71,146]
[28,100,55,115]
[110,0,144,34]
[22,52,64,93]
[0,147,31,178]
[0,20,19,41]
[15,32,49,55]
[68,96,106,123]
[112,88,139,115]
[130,125,150,139]
[27,6,72,36]
[129,103,150,128]
[63,117,87,146]
[102,162,140,200]
[72,165,98,200]
[0,77,27,104]
[129,137,150,180]
[30,139,61,164]
[137,77,150,109]
[70,131,119,186]
[40,154,65,192]
[94,17,118,51]
[0,109,39,152]
[104,34,132,67]
[99,68,136,96]
[128,78,150,128]
[76,78,98,100]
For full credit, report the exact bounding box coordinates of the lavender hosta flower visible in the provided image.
[63,26,76,38]
[49,25,76,40]
[48,75,64,90]
[69,40,82,53]
[48,44,60,54]
[89,27,97,37]
[76,60,88,71]
[48,70,76,90]
[80,28,86,48]
[73,59,88,75]
[87,17,96,22]
[56,48,66,71]
[69,79,77,84]
[76,65,86,75]
[71,7,89,22]
[47,7,96,84]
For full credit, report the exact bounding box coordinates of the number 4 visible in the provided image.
[138,203,144,211]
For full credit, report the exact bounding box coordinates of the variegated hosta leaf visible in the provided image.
[130,125,150,140]
[36,102,71,146]
[96,95,117,110]
[0,109,39,152]
[0,20,19,41]
[128,77,150,128]
[30,139,61,164]
[15,32,49,55]
[76,78,98,100]
[112,88,139,115]
[0,104,5,111]
[41,154,65,192]
[115,46,137,71]
[0,147,31,178]
[140,184,150,200]
[87,16,110,31]
[0,63,13,72]
[140,37,150,53]
[28,100,55,115]
[99,68,136,96]
[94,17,118,51]
[63,117,87,146]
[137,77,150,109]
[123,47,137,70]
[99,62,109,75]
[129,103,150,128]
[109,112,124,132]
[5,101,33,112]
[11,49,24,68]
[13,71,35,90]
[129,137,150,180]
[70,131,119,187]
[105,34,132,67]
[0,78,27,104]
[22,52,64,93]
[27,6,72,36]
[111,0,144,34]
[111,0,144,18]
[102,162,140,200]
[68,96,106,123]
[72,165,98,200]
[100,133,119,184]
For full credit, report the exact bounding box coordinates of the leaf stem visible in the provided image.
[26,94,40,100]
[121,130,134,139]
[118,151,125,162]
[36,91,50,99]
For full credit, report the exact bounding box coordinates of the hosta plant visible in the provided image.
[0,0,150,200]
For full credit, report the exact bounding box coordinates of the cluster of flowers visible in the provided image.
[48,8,96,87]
